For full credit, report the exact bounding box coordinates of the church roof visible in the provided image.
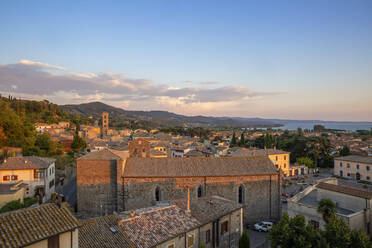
[123,156,277,177]
[78,149,129,161]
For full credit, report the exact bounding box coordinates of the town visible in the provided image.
[1,1,372,247]
[1,96,372,247]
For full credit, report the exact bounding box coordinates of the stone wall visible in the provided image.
[77,159,118,217]
[120,175,281,223]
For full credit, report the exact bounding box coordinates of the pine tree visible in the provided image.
[230,132,237,147]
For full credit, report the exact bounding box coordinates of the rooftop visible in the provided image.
[123,156,277,178]
[78,149,129,161]
[118,196,240,248]
[317,182,372,199]
[79,215,133,248]
[0,203,80,248]
[298,189,355,215]
[228,148,289,157]
[334,155,372,164]
[0,156,56,170]
[0,181,26,194]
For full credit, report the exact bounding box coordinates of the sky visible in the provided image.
[0,0,371,121]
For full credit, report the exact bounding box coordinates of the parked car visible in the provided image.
[254,221,273,232]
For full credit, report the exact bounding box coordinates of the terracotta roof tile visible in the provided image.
[0,203,80,248]
[172,196,242,224]
[317,182,372,199]
[120,205,200,248]
[334,155,372,164]
[79,215,133,248]
[0,156,55,170]
[78,149,129,161]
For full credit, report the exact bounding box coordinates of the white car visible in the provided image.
[254,221,273,232]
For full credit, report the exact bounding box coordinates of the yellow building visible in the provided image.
[0,156,56,202]
[0,203,80,248]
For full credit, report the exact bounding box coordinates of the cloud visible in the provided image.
[17,59,66,71]
[199,81,219,85]
[0,60,279,116]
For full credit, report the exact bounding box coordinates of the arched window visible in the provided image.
[155,187,161,202]
[238,185,244,204]
[197,185,203,198]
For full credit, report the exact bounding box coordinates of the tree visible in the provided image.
[350,229,372,248]
[339,146,351,156]
[239,230,250,248]
[323,215,352,248]
[297,127,303,136]
[71,135,87,152]
[296,157,314,168]
[268,213,321,248]
[0,126,7,148]
[230,132,237,147]
[317,198,336,223]
[240,132,246,147]
[314,125,325,132]
[35,133,52,154]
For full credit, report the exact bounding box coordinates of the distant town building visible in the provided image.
[101,112,109,137]
[334,155,372,181]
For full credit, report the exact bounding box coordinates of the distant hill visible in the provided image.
[60,102,281,128]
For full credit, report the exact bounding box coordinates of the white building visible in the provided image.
[0,156,56,202]
[334,155,372,181]
[288,178,372,235]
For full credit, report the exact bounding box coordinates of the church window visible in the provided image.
[155,187,161,202]
[238,185,245,204]
[197,185,203,198]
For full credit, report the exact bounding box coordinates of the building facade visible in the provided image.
[77,147,282,224]
[0,156,55,202]
[334,155,372,181]
[288,179,372,236]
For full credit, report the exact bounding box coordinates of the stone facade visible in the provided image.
[77,159,123,217]
[77,149,281,223]
[119,175,280,224]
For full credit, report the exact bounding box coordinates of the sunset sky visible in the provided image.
[0,0,371,121]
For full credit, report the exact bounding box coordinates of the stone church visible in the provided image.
[77,140,282,223]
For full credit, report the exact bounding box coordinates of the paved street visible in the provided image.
[248,229,269,248]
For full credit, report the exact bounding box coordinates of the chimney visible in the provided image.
[186,187,191,215]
